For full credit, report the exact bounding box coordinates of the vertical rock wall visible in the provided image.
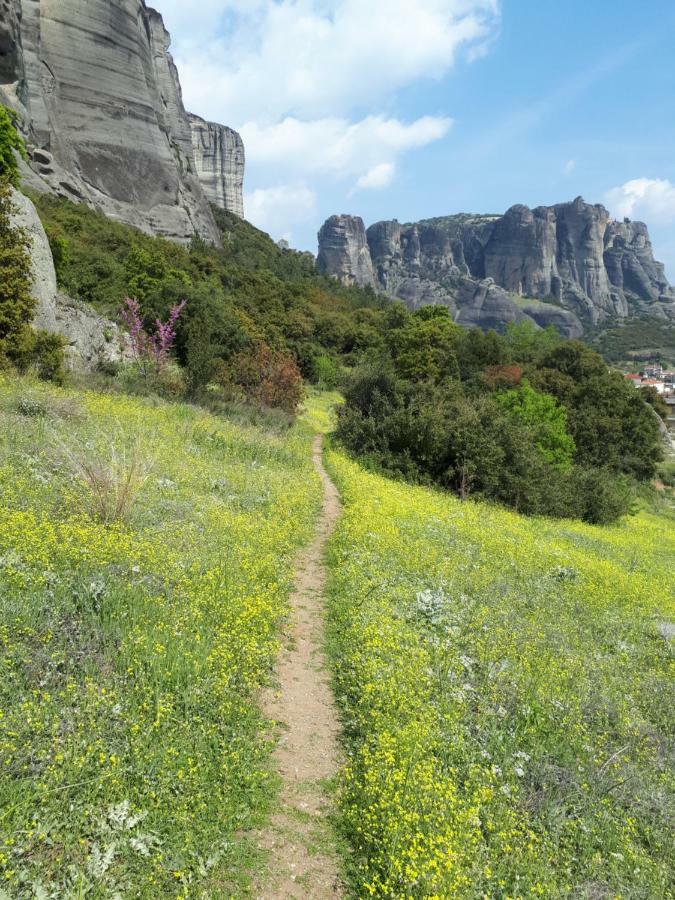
[1,1,246,243]
[189,114,245,218]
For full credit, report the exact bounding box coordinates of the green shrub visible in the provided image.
[0,176,36,364]
[0,105,26,186]
[30,330,67,384]
[311,353,341,389]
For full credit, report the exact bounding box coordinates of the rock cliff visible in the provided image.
[190,115,245,219]
[0,0,245,242]
[318,198,675,336]
[9,187,129,369]
[317,215,376,289]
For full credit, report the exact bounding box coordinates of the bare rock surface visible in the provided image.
[318,198,675,335]
[9,188,128,370]
[1,1,245,242]
[9,186,58,330]
[317,215,376,289]
[189,114,245,218]
[52,293,130,372]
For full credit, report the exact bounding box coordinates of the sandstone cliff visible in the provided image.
[190,115,245,219]
[317,215,376,289]
[318,199,675,336]
[0,0,245,242]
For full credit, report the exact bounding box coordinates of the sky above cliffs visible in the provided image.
[156,0,675,278]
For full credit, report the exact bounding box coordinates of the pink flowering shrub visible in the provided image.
[120,297,186,375]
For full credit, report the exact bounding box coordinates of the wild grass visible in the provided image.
[325,447,674,898]
[58,431,154,524]
[0,374,322,895]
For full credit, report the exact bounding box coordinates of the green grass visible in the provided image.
[325,447,674,898]
[0,375,323,896]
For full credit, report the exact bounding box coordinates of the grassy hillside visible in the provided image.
[0,375,322,894]
[325,449,674,898]
[588,317,675,369]
[33,195,386,384]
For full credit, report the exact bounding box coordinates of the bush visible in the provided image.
[225,342,305,415]
[571,467,635,524]
[0,176,36,363]
[311,354,341,389]
[30,330,67,384]
[0,105,26,186]
[61,434,154,524]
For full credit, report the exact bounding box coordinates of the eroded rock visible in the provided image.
[189,114,245,219]
[317,215,376,289]
[318,198,674,335]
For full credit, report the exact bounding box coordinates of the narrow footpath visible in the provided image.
[256,435,343,898]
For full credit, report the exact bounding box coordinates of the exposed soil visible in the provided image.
[256,435,343,898]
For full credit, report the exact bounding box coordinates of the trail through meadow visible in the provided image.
[256,435,343,898]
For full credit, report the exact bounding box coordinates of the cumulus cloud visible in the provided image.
[240,115,452,183]
[245,184,317,238]
[152,0,499,237]
[161,0,500,124]
[604,178,675,225]
[354,163,397,192]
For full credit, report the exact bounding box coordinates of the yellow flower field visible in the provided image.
[325,449,674,898]
[0,376,321,895]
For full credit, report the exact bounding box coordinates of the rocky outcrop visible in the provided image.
[318,198,675,336]
[9,185,58,330]
[9,188,128,369]
[189,114,245,218]
[52,293,130,371]
[0,1,245,243]
[317,215,376,289]
[0,0,21,85]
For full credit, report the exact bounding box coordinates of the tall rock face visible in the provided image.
[317,215,376,289]
[318,198,675,336]
[0,0,21,86]
[189,114,245,218]
[0,1,246,243]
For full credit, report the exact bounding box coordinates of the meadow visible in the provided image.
[325,450,674,898]
[0,375,321,896]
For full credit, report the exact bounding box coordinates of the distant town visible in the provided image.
[625,364,675,396]
[625,365,675,432]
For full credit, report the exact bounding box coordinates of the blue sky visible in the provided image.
[156,0,675,278]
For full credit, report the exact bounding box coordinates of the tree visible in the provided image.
[388,307,460,383]
[0,105,26,187]
[0,177,36,363]
[495,380,576,470]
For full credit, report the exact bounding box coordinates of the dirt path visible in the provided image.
[256,435,343,898]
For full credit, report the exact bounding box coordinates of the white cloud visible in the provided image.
[563,158,576,176]
[240,115,452,186]
[152,0,498,239]
[244,184,317,238]
[163,0,500,124]
[354,163,396,192]
[604,178,675,225]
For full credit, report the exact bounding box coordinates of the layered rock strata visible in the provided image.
[317,215,376,289]
[318,199,675,336]
[189,114,245,218]
[0,0,245,242]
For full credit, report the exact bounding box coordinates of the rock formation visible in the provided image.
[317,215,376,289]
[0,0,245,242]
[9,187,128,369]
[0,0,21,86]
[190,115,245,218]
[318,198,675,336]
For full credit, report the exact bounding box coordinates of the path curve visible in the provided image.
[256,435,343,898]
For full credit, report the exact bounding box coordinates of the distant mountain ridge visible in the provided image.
[318,198,675,336]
